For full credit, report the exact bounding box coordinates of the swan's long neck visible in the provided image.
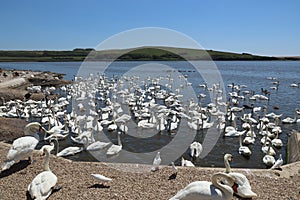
[233,117,237,129]
[239,135,242,147]
[211,173,234,199]
[117,133,122,146]
[44,151,51,171]
[263,135,268,146]
[266,143,271,155]
[275,117,279,126]
[249,122,254,138]
[41,127,49,140]
[275,131,279,139]
[48,116,51,130]
[50,139,59,155]
[82,136,89,149]
[224,157,231,173]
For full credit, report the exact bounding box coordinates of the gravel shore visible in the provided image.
[0,141,299,200]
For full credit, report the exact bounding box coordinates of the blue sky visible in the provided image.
[0,0,299,56]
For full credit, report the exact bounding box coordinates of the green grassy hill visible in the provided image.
[0,47,297,62]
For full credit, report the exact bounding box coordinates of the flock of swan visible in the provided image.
[1,70,298,199]
[0,72,298,168]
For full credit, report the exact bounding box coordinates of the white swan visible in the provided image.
[107,121,118,131]
[282,110,298,124]
[106,132,122,156]
[270,154,283,170]
[137,119,156,129]
[225,129,245,137]
[189,142,203,158]
[169,172,236,200]
[224,154,257,198]
[181,157,195,167]
[151,151,161,172]
[238,133,251,157]
[243,123,255,145]
[263,154,275,167]
[24,122,46,135]
[1,122,44,171]
[28,142,58,200]
[82,136,111,151]
[271,131,283,148]
[56,138,83,157]
[261,142,276,156]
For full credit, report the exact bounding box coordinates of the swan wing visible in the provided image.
[170,181,224,200]
[229,172,257,198]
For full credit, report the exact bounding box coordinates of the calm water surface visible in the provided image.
[1,61,300,168]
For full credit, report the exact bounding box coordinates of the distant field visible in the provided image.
[0,47,298,62]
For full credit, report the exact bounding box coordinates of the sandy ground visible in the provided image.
[0,118,28,142]
[0,141,299,200]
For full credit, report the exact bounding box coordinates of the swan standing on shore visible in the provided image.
[151,152,161,172]
[224,154,257,198]
[28,142,59,200]
[169,172,236,200]
[1,122,44,171]
[181,157,195,167]
[270,154,283,170]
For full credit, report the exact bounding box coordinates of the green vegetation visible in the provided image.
[0,47,298,62]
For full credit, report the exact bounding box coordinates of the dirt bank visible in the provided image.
[0,69,71,104]
[0,118,28,142]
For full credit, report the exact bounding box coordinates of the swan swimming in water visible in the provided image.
[106,132,122,156]
[223,154,257,198]
[82,136,111,151]
[28,142,59,200]
[169,172,236,200]
[238,133,251,157]
[56,146,83,157]
[189,142,203,158]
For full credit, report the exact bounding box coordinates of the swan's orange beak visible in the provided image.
[232,182,238,193]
